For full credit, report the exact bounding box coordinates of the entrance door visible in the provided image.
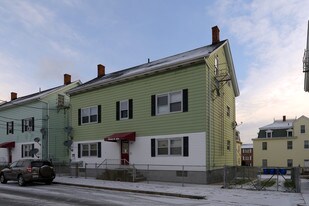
[121,141,129,165]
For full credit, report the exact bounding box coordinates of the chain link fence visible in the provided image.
[52,161,303,192]
[223,166,301,193]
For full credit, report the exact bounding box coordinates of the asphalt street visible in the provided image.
[0,182,206,206]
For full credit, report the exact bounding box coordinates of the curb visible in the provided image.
[53,181,206,200]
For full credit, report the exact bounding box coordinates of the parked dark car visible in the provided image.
[0,159,55,186]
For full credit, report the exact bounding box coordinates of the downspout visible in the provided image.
[39,99,49,160]
[204,57,212,172]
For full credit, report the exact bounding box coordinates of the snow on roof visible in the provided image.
[0,81,80,110]
[259,119,294,130]
[68,40,227,95]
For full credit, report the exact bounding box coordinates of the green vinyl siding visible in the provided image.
[70,44,238,169]
[205,46,236,168]
[71,64,207,140]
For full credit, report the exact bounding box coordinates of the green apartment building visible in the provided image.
[0,75,80,164]
[67,26,240,183]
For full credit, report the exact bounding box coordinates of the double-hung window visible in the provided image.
[262,142,267,150]
[151,89,188,116]
[301,125,306,133]
[79,105,101,125]
[214,56,219,76]
[157,91,182,115]
[21,144,34,158]
[151,136,188,157]
[287,141,293,150]
[7,121,14,134]
[22,117,34,132]
[120,100,129,119]
[157,138,182,156]
[78,142,101,158]
[81,143,98,157]
[116,99,133,120]
[305,140,309,149]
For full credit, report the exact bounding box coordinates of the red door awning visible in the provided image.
[0,141,15,148]
[104,132,136,142]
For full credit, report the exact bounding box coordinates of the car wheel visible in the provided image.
[18,175,25,186]
[0,173,7,184]
[40,165,53,178]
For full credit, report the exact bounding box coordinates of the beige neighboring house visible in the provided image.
[235,130,242,166]
[253,115,309,169]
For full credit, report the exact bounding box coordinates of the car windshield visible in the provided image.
[31,161,52,167]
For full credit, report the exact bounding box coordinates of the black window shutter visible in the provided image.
[116,101,120,121]
[151,95,156,116]
[98,105,101,123]
[21,120,24,133]
[12,122,14,134]
[97,142,101,158]
[183,136,189,156]
[78,109,81,126]
[78,144,81,158]
[183,89,188,112]
[31,144,35,157]
[21,145,24,158]
[129,99,133,119]
[6,122,8,135]
[151,139,156,157]
[32,117,35,131]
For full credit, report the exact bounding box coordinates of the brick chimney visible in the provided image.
[11,92,17,100]
[97,64,105,78]
[64,74,71,85]
[283,115,286,121]
[212,26,220,44]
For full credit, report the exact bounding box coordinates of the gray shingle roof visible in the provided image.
[68,40,231,95]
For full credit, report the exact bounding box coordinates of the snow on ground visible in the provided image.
[54,176,308,206]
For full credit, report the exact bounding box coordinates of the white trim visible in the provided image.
[156,90,183,115]
[81,106,98,125]
[119,99,129,120]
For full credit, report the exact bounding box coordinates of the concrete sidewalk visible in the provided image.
[53,176,307,206]
[301,178,309,206]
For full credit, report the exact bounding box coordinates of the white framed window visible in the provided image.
[22,144,33,158]
[120,100,129,120]
[214,55,219,76]
[266,130,272,138]
[157,138,182,156]
[81,143,98,157]
[22,118,34,132]
[156,91,182,115]
[287,129,293,137]
[57,94,65,106]
[81,106,98,124]
[7,121,14,134]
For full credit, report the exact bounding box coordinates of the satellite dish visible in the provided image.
[40,128,46,134]
[29,148,39,156]
[34,137,40,143]
[63,140,73,147]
